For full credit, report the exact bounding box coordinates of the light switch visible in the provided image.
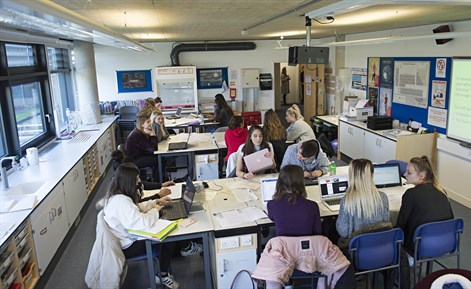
[240,235,252,246]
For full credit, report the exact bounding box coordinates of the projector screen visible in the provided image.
[447,58,471,145]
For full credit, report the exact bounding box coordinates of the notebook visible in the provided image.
[168,132,191,151]
[243,148,273,173]
[260,177,278,208]
[166,107,182,120]
[373,163,402,188]
[160,177,196,220]
[319,175,348,211]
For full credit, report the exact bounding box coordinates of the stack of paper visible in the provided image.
[213,206,267,228]
[128,219,178,241]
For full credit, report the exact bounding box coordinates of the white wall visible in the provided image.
[342,20,471,207]
[95,40,298,110]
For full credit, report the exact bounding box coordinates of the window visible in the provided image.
[47,47,75,131]
[0,42,57,158]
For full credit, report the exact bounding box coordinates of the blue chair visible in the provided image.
[412,218,464,285]
[386,160,408,176]
[349,228,404,289]
[126,246,164,285]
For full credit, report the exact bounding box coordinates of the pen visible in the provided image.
[248,189,258,200]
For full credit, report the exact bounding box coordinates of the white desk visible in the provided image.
[153,132,226,182]
[165,116,219,133]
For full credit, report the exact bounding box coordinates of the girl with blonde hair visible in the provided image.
[336,158,389,240]
[285,104,316,142]
[150,110,170,142]
[263,109,287,170]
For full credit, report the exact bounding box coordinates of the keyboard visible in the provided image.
[161,202,186,220]
[325,199,341,206]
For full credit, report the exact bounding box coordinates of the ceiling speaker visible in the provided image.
[433,25,453,45]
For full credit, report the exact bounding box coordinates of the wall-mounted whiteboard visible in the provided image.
[447,58,471,145]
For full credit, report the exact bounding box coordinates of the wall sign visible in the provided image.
[116,70,152,93]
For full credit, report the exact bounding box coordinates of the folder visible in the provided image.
[128,219,178,241]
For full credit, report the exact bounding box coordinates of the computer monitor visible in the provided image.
[373,163,402,188]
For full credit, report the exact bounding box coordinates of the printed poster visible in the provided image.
[379,87,392,116]
[351,68,367,91]
[435,58,447,78]
[380,58,393,88]
[428,107,447,128]
[431,80,447,108]
[368,57,380,87]
[368,87,379,115]
[393,61,430,108]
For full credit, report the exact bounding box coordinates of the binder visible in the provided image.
[128,219,179,241]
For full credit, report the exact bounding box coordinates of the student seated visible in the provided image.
[235,125,276,180]
[224,115,248,161]
[267,165,322,236]
[285,104,316,143]
[125,110,159,179]
[154,96,162,111]
[263,109,287,171]
[335,159,390,247]
[280,139,330,178]
[396,156,454,289]
[208,93,234,127]
[103,163,179,289]
[151,110,171,142]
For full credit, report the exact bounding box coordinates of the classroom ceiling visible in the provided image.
[1,0,471,48]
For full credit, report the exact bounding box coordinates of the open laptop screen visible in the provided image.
[319,176,348,198]
[260,178,277,203]
[373,163,402,188]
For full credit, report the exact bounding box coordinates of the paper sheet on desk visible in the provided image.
[0,196,37,213]
[213,206,267,228]
[144,183,183,200]
[226,186,257,203]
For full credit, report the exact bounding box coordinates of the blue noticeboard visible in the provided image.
[116,70,153,93]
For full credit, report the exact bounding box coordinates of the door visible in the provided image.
[63,160,87,226]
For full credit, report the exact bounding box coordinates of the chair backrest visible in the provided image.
[385,159,408,176]
[215,126,229,133]
[225,151,238,177]
[349,228,404,271]
[413,218,464,260]
[119,106,139,120]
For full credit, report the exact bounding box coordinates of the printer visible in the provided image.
[350,100,373,121]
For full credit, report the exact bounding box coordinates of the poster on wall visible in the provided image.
[368,87,379,115]
[379,87,392,116]
[380,58,393,88]
[428,106,447,128]
[351,68,367,90]
[368,57,380,87]
[197,67,228,89]
[116,70,152,93]
[435,58,447,78]
[431,80,447,108]
[393,61,430,108]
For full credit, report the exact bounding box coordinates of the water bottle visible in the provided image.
[330,160,337,176]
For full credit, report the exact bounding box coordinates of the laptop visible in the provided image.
[373,163,402,188]
[166,107,182,120]
[260,177,278,208]
[168,132,191,151]
[319,175,349,211]
[243,148,273,173]
[160,177,196,220]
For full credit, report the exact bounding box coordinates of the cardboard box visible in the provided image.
[343,96,359,116]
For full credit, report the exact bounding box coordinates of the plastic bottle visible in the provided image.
[330,160,337,176]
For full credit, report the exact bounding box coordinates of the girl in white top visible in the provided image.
[236,125,276,180]
[103,163,179,289]
[285,104,316,143]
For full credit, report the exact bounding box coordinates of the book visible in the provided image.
[128,219,178,241]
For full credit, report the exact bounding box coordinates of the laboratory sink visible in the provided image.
[2,181,47,197]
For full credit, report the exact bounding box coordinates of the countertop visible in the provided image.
[0,116,118,246]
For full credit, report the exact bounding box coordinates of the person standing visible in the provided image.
[281,67,290,106]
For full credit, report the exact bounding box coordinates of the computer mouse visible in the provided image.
[202,181,209,188]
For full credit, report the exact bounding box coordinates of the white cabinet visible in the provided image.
[96,128,113,176]
[241,68,259,88]
[195,153,219,180]
[30,185,69,275]
[339,121,365,159]
[63,160,87,226]
[364,131,397,164]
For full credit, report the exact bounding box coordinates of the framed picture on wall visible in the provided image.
[116,70,152,93]
[197,67,228,89]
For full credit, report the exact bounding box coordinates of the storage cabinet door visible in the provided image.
[339,122,364,159]
[63,160,87,226]
[30,185,69,275]
[364,131,397,164]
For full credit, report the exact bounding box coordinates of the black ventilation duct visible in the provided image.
[170,42,256,66]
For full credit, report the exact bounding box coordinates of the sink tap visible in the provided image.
[1,156,17,191]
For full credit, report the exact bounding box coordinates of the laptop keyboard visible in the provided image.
[162,202,186,220]
[325,199,341,206]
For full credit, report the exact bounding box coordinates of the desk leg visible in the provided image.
[157,155,163,183]
[146,240,157,289]
[202,233,213,289]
